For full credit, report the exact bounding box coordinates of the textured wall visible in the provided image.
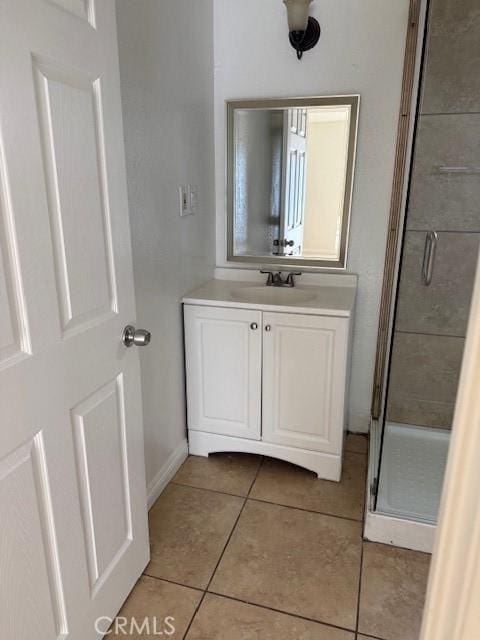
[214,0,411,431]
[116,0,215,487]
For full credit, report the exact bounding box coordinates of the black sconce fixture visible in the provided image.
[283,0,321,60]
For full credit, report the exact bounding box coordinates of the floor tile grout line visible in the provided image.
[202,456,265,594]
[147,454,395,640]
[354,537,365,636]
[247,454,265,497]
[168,478,365,524]
[142,573,205,593]
[169,479,248,499]
[182,591,207,640]
[247,495,364,524]
[141,571,382,639]
[204,496,249,592]
[141,572,209,639]
[206,590,358,636]
[145,458,373,638]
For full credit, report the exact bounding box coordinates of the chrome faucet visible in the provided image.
[260,271,302,288]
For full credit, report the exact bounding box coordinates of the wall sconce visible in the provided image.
[283,0,321,60]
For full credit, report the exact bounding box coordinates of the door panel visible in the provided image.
[262,312,348,454]
[280,109,307,255]
[0,433,66,638]
[71,376,132,595]
[33,58,117,336]
[0,141,30,367]
[0,1,148,637]
[48,0,95,26]
[185,305,262,440]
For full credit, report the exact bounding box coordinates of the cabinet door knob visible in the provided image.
[250,322,258,330]
[265,325,272,332]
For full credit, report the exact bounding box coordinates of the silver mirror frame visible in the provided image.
[226,95,360,270]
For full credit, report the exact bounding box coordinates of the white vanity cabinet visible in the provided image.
[184,305,262,440]
[183,279,356,481]
[261,312,348,456]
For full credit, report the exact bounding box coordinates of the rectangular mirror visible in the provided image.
[227,96,359,269]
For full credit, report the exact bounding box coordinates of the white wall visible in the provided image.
[214,0,410,432]
[116,0,215,489]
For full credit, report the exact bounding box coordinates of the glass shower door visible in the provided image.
[375,0,480,524]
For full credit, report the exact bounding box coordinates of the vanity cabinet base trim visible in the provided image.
[188,430,342,481]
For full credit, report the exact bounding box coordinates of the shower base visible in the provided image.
[377,422,450,522]
[364,420,450,553]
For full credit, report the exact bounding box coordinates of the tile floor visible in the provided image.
[114,435,430,639]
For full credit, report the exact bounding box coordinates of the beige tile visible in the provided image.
[346,433,368,454]
[147,483,244,589]
[186,593,354,640]
[358,542,431,640]
[395,231,479,337]
[173,453,262,496]
[109,575,201,638]
[250,452,366,521]
[386,331,464,429]
[209,500,362,630]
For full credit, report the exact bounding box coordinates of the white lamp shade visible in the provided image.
[283,0,313,32]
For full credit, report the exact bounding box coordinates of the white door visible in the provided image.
[184,305,262,440]
[279,109,307,256]
[0,2,149,638]
[262,312,348,454]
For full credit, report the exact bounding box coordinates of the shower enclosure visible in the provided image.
[370,0,480,542]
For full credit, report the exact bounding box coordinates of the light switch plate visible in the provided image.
[179,185,197,217]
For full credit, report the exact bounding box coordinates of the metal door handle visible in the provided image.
[422,231,437,286]
[122,325,151,347]
[250,322,258,330]
[265,325,272,332]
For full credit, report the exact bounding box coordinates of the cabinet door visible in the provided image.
[262,312,349,454]
[184,305,262,439]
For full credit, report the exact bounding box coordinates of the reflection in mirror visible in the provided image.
[227,96,359,269]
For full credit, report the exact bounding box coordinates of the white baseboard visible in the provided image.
[146,439,189,510]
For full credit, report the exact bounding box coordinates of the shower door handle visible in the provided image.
[422,231,438,286]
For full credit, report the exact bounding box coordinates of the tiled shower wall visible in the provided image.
[387,0,480,429]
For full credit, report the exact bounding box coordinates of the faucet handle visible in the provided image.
[260,270,274,286]
[285,272,302,286]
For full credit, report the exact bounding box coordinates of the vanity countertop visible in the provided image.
[182,278,356,317]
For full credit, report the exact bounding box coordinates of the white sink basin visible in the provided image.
[232,286,316,304]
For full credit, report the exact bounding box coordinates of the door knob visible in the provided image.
[122,325,151,347]
[250,322,258,330]
[265,325,272,332]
